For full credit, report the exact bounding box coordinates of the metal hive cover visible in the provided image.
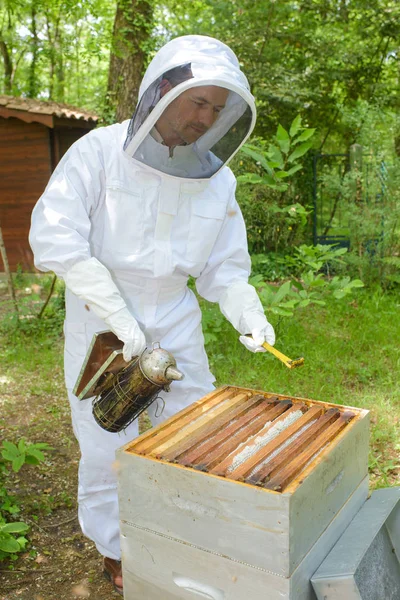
[127,385,368,493]
[312,487,400,599]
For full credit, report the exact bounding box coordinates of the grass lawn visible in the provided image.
[0,278,399,598]
[2,278,399,490]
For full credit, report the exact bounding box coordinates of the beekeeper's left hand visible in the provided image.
[218,281,275,353]
[239,321,275,353]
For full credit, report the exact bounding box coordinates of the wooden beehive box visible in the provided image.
[117,385,369,582]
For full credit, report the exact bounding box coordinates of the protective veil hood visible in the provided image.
[123,35,256,179]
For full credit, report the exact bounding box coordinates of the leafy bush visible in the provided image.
[0,440,50,561]
[249,243,363,317]
[0,520,29,557]
[0,275,65,340]
[280,243,349,277]
[201,302,227,345]
[251,243,350,282]
[231,115,315,255]
[250,252,293,281]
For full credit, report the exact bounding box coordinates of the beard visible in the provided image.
[175,122,208,144]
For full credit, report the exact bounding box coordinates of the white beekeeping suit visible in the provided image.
[29,35,275,561]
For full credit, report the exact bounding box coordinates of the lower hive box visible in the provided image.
[117,385,369,596]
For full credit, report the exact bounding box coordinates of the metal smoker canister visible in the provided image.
[92,343,184,433]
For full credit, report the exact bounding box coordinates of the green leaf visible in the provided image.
[266,161,282,169]
[249,274,265,287]
[16,536,28,549]
[1,522,29,534]
[237,173,264,184]
[1,442,19,460]
[31,443,51,450]
[292,128,316,144]
[289,115,302,137]
[6,505,20,515]
[285,164,303,176]
[18,439,26,453]
[291,279,303,291]
[298,299,311,307]
[288,142,313,163]
[260,174,277,186]
[270,307,294,317]
[0,535,21,553]
[276,124,289,142]
[276,124,290,154]
[26,448,45,462]
[12,454,25,473]
[24,455,40,465]
[240,146,273,174]
[2,441,17,452]
[268,145,284,169]
[308,278,327,288]
[272,280,292,304]
[333,290,346,299]
[1,450,17,461]
[275,171,291,179]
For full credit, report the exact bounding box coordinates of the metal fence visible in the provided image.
[312,146,387,248]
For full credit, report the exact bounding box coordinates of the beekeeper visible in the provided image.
[29,35,275,594]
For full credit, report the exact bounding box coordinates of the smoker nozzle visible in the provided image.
[165,366,184,381]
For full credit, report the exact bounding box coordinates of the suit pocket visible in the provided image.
[186,197,226,264]
[103,185,145,255]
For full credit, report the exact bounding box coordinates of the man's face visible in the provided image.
[156,85,229,146]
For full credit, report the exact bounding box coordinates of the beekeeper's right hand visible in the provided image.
[103,306,146,361]
[65,257,146,362]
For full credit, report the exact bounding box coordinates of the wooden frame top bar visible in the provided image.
[125,385,369,493]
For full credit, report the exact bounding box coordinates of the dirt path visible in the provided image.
[0,343,127,600]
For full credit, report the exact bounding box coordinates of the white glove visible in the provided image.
[65,257,146,362]
[219,280,275,353]
[104,306,146,362]
[239,325,275,353]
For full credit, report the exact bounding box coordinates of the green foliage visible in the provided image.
[2,0,399,144]
[0,520,29,557]
[157,0,400,148]
[316,152,400,288]
[0,275,65,340]
[282,244,348,277]
[248,243,364,318]
[232,116,315,255]
[201,302,226,345]
[250,253,293,282]
[1,440,51,473]
[0,440,49,560]
[238,116,316,192]
[0,0,115,111]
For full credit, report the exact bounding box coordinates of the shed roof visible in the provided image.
[0,95,99,128]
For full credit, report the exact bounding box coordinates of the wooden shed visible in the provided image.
[0,96,98,271]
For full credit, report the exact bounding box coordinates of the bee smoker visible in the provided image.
[73,332,184,433]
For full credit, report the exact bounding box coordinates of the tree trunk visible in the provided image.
[28,5,39,98]
[54,24,64,102]
[46,11,64,101]
[0,37,13,94]
[106,0,153,123]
